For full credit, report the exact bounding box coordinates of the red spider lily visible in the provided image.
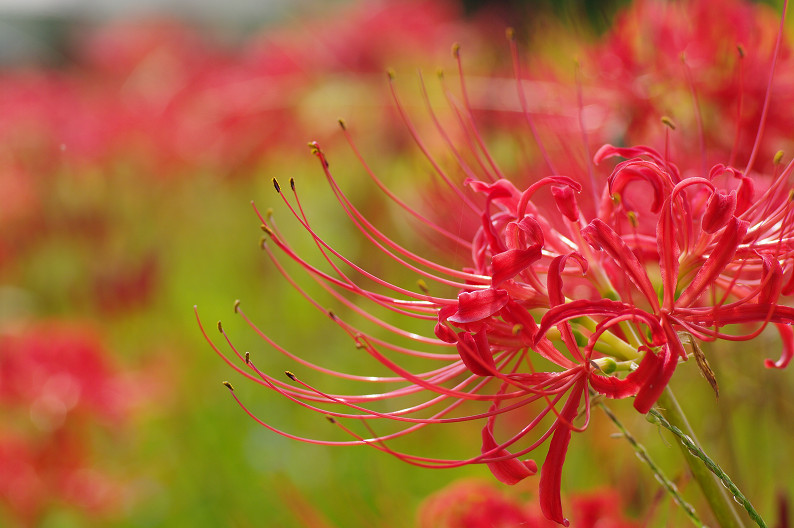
[0,321,133,422]
[417,479,640,528]
[589,0,794,172]
[0,321,139,525]
[201,0,794,524]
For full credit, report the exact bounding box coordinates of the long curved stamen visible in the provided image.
[339,117,474,249]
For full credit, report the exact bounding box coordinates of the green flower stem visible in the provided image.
[655,388,750,528]
[598,402,704,527]
[647,406,766,528]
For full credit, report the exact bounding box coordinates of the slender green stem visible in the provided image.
[598,402,704,527]
[647,407,766,528]
[655,388,750,528]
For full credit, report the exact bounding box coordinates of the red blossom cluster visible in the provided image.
[590,0,794,169]
[0,1,471,179]
[0,321,140,525]
[0,0,485,286]
[203,0,794,525]
[418,480,639,528]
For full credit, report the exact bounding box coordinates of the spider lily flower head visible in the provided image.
[201,0,794,525]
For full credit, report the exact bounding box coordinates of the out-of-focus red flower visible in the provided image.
[589,0,794,171]
[0,321,141,525]
[0,321,133,422]
[0,0,484,184]
[417,480,640,528]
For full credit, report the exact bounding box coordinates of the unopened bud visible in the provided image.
[591,356,618,374]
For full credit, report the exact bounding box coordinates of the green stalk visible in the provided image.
[655,388,748,528]
[647,407,766,528]
[599,402,704,527]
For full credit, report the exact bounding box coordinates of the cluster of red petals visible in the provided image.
[0,0,483,273]
[417,479,640,528]
[591,0,794,169]
[203,0,794,525]
[0,321,140,524]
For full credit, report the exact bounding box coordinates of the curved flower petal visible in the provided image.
[539,379,585,527]
[481,425,538,485]
[551,185,580,222]
[581,219,660,310]
[448,289,510,324]
[491,245,542,288]
[456,330,496,376]
[682,303,794,326]
[607,159,672,214]
[594,144,667,167]
[536,298,663,346]
[434,304,460,343]
[765,324,794,369]
[467,178,522,208]
[633,320,681,413]
[677,216,749,307]
[547,253,588,308]
[657,198,680,310]
[702,190,737,234]
[590,345,658,399]
[505,215,544,250]
[517,176,582,217]
[758,254,784,305]
[735,175,755,215]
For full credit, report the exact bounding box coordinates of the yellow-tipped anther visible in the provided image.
[737,44,745,58]
[417,279,429,294]
[289,177,295,191]
[774,150,784,165]
[217,321,223,333]
[233,299,241,313]
[512,324,523,335]
[272,178,281,193]
[451,42,460,58]
[505,27,515,41]
[325,415,337,424]
[627,210,639,228]
[244,351,250,364]
[338,118,346,130]
[661,116,676,130]
[386,68,396,80]
[285,371,297,381]
[222,381,234,391]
